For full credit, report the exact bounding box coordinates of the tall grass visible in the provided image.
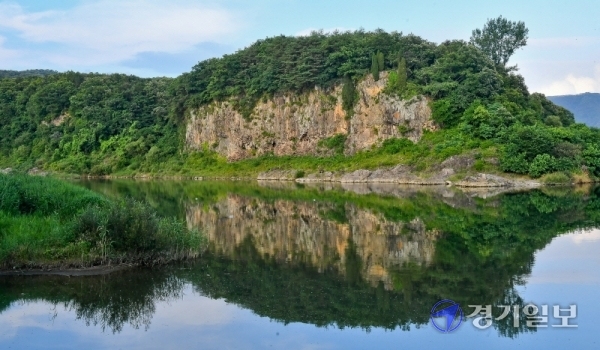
[124,129,498,177]
[0,174,205,268]
[0,174,108,217]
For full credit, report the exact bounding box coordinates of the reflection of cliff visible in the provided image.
[186,195,439,289]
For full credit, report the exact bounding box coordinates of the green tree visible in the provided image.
[383,57,407,98]
[470,16,529,66]
[371,54,380,81]
[377,51,384,71]
[341,75,358,116]
[396,57,407,93]
[583,145,600,175]
[529,153,556,177]
[544,115,562,127]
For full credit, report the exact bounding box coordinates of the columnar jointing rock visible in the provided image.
[185,72,435,161]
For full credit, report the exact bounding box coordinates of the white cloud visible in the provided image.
[538,64,600,95]
[151,289,235,327]
[0,0,240,67]
[570,229,600,245]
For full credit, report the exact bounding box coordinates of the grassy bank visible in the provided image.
[96,129,496,178]
[0,174,204,269]
[88,128,596,186]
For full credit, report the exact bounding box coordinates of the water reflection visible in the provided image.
[0,269,184,333]
[1,180,599,339]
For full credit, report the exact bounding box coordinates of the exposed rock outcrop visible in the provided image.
[295,171,339,183]
[456,173,541,188]
[185,72,435,161]
[256,169,297,181]
[27,167,49,176]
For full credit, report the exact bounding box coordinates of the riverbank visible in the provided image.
[0,174,205,271]
[258,168,548,189]
[7,156,591,190]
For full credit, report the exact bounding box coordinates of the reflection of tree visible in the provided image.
[1,183,599,337]
[492,287,535,338]
[344,238,362,285]
[0,269,184,333]
[177,187,600,337]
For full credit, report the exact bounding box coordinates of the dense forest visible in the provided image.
[0,69,57,78]
[0,18,599,180]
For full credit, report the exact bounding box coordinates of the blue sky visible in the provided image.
[0,0,599,95]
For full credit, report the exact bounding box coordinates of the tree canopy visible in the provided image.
[470,16,529,66]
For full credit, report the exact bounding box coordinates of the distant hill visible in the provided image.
[548,93,600,127]
[0,69,58,78]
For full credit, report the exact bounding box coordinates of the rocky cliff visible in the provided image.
[185,72,436,161]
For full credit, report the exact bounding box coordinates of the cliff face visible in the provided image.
[185,72,436,161]
[186,194,439,289]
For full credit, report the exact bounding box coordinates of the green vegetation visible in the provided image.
[177,127,503,177]
[0,73,178,175]
[384,56,409,97]
[0,174,204,268]
[371,53,380,81]
[0,18,598,180]
[371,51,385,81]
[341,75,358,117]
[318,133,347,155]
[470,16,529,67]
[0,69,58,78]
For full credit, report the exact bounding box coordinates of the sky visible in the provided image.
[0,0,599,96]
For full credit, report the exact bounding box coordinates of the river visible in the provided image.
[1,180,599,349]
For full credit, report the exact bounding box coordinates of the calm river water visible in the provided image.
[1,180,599,349]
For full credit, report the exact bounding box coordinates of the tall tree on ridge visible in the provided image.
[470,16,529,66]
[371,54,380,81]
[377,51,385,71]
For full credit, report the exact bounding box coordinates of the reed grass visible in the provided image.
[0,174,205,269]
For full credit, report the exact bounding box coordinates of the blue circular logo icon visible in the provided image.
[430,299,463,333]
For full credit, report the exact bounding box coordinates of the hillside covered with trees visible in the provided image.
[0,17,599,181]
[0,70,58,78]
[548,92,600,127]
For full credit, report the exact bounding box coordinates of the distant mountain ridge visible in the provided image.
[0,69,58,78]
[548,93,600,127]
